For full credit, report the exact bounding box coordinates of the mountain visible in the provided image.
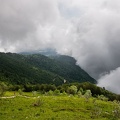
[0,52,96,85]
[20,48,57,56]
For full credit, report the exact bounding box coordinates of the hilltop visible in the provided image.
[0,52,96,85]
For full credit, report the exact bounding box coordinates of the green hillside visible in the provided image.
[1,90,120,120]
[0,52,96,85]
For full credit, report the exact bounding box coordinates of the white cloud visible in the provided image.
[0,0,60,51]
[1,0,120,82]
[98,67,120,94]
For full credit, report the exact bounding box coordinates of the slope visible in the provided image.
[0,52,96,85]
[24,54,96,83]
[0,52,64,85]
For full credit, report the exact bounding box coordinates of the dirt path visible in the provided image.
[0,96,16,99]
[0,95,39,99]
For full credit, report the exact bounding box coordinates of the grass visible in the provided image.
[0,92,120,120]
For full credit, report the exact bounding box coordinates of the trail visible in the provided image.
[0,95,39,99]
[0,96,16,99]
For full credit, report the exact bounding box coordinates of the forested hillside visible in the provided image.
[0,52,96,85]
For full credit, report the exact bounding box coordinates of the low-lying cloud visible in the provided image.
[0,0,120,93]
[98,67,120,94]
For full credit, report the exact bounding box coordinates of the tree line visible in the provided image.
[1,81,120,101]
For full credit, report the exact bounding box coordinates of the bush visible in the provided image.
[0,82,7,96]
[18,89,23,95]
[47,90,54,96]
[98,95,108,101]
[62,91,67,96]
[67,85,77,95]
[84,90,92,101]
[54,89,60,96]
[33,98,43,107]
[77,90,82,97]
[32,91,37,96]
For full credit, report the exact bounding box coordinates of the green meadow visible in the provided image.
[0,91,120,120]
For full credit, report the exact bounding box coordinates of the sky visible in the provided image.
[0,0,120,93]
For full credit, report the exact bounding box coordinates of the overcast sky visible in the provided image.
[1,0,120,93]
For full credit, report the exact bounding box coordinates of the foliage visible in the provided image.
[67,85,78,95]
[0,82,7,96]
[54,89,60,96]
[98,95,108,101]
[18,89,23,95]
[84,90,92,101]
[32,98,43,107]
[4,82,120,101]
[47,90,54,96]
[32,91,37,96]
[77,90,82,97]
[0,52,96,86]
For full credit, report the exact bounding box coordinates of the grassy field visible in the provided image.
[0,91,120,120]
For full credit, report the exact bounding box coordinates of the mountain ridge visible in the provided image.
[0,52,96,85]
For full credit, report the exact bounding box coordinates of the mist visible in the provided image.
[0,0,120,93]
[98,67,120,94]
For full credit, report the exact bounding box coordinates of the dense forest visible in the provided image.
[0,52,96,85]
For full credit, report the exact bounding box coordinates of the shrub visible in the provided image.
[98,95,108,101]
[33,98,43,107]
[18,89,23,95]
[77,90,82,97]
[67,85,77,95]
[47,90,54,96]
[0,82,7,96]
[54,89,60,96]
[84,90,92,102]
[62,91,67,96]
[32,91,37,96]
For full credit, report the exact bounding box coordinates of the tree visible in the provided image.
[54,89,60,96]
[67,85,77,95]
[84,90,92,102]
[18,89,23,95]
[0,82,7,96]
[77,90,82,97]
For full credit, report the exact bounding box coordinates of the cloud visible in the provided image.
[1,0,120,82]
[97,67,120,94]
[0,0,60,51]
[55,0,120,79]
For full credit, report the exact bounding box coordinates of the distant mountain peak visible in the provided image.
[20,48,58,56]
